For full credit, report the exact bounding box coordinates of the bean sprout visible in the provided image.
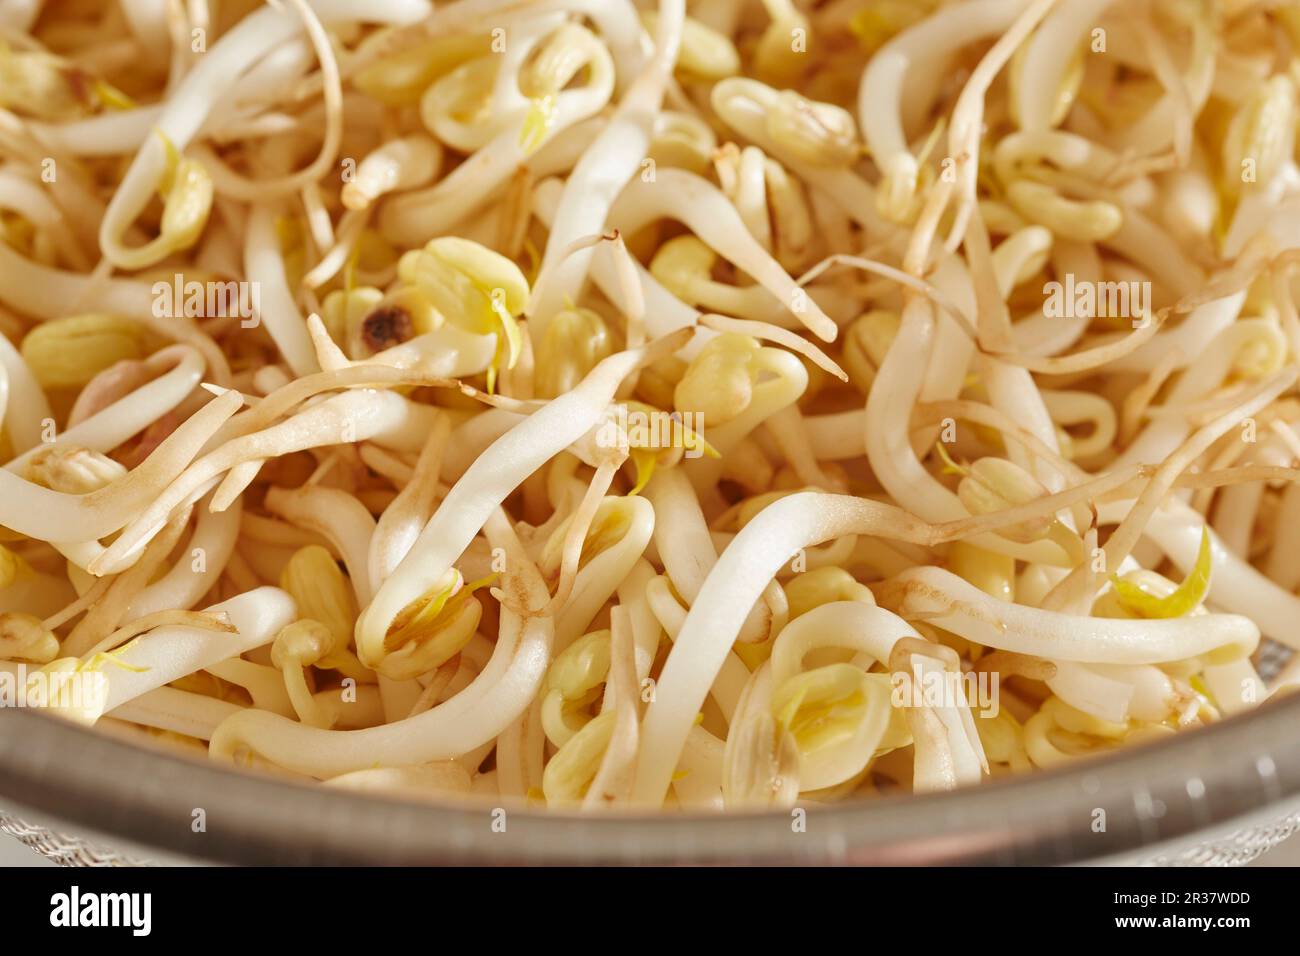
[4,0,1300,814]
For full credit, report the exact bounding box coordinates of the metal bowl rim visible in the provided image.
[4,691,1300,865]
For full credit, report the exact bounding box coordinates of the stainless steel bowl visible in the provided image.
[4,693,1300,865]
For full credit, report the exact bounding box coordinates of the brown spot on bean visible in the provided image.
[361,306,414,352]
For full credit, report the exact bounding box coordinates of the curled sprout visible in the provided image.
[518,24,606,157]
[771,663,892,790]
[541,628,610,747]
[371,569,491,681]
[108,132,214,271]
[271,620,339,729]
[397,237,529,391]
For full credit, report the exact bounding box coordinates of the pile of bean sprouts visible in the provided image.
[3,0,1300,813]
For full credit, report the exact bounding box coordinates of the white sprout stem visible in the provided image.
[0,389,241,542]
[527,0,686,329]
[302,208,367,293]
[198,0,346,202]
[305,313,496,380]
[495,698,545,798]
[1212,436,1292,557]
[940,0,1059,250]
[422,16,554,152]
[858,0,1025,220]
[532,176,702,341]
[1102,204,1206,300]
[1009,238,1102,356]
[982,358,1063,490]
[725,145,772,248]
[1039,388,1117,460]
[4,347,205,471]
[26,106,160,157]
[125,493,241,620]
[644,575,747,719]
[1224,179,1300,259]
[0,0,43,32]
[582,605,639,807]
[439,408,526,481]
[878,565,1259,665]
[527,115,609,181]
[804,409,866,461]
[709,82,889,233]
[1015,0,1119,131]
[560,0,649,88]
[631,474,1215,805]
[245,203,318,377]
[699,314,847,377]
[993,128,1125,186]
[1048,661,1175,725]
[89,389,407,574]
[3,0,1296,819]
[683,349,808,494]
[209,510,554,777]
[915,256,978,443]
[106,686,244,741]
[614,558,662,685]
[1103,2,1215,160]
[865,295,1063,564]
[324,764,473,799]
[0,168,88,268]
[207,659,295,717]
[379,37,615,245]
[356,335,682,652]
[0,328,50,453]
[554,496,654,651]
[118,0,170,52]
[264,485,376,603]
[646,467,770,643]
[0,238,151,318]
[1045,369,1295,614]
[96,0,430,267]
[208,37,317,136]
[1265,482,1300,590]
[0,241,232,383]
[1114,291,1246,375]
[645,468,720,605]
[205,352,452,447]
[1202,657,1265,717]
[866,297,964,522]
[341,134,442,211]
[101,586,297,712]
[769,601,911,687]
[634,492,937,806]
[607,169,836,341]
[369,411,450,584]
[905,653,985,792]
[961,218,1064,487]
[1045,661,1135,724]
